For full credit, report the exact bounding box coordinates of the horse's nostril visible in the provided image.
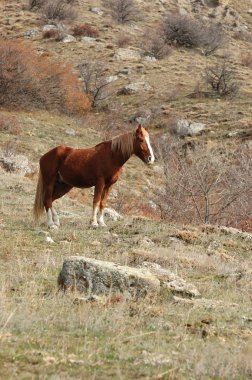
[148,156,152,162]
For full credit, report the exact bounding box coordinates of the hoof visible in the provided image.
[91,222,99,228]
[99,222,107,227]
[48,223,58,230]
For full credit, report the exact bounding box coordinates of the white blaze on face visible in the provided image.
[145,134,155,164]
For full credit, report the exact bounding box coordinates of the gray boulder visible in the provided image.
[172,119,206,137]
[58,257,160,299]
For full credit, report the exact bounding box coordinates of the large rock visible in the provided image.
[172,119,206,137]
[0,153,31,175]
[58,257,160,299]
[58,257,200,300]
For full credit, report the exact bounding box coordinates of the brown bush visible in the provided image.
[0,40,90,115]
[72,24,99,38]
[241,52,252,68]
[0,116,22,135]
[141,29,171,60]
[116,34,132,48]
[42,29,59,39]
[162,13,224,54]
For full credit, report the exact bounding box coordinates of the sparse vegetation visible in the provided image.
[141,29,172,60]
[161,13,224,54]
[0,41,90,114]
[78,61,111,108]
[42,0,77,21]
[72,23,99,38]
[1,0,252,378]
[203,60,239,97]
[103,0,139,24]
[157,140,251,226]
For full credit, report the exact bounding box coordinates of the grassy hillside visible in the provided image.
[0,0,252,379]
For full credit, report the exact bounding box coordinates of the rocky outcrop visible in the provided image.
[58,257,200,299]
[58,257,160,299]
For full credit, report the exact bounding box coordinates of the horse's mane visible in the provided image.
[111,131,136,158]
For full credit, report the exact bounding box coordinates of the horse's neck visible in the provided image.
[110,142,133,167]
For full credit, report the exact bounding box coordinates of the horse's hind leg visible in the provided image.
[99,184,113,227]
[91,177,105,227]
[52,182,73,227]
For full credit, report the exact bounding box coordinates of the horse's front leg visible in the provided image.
[99,184,114,227]
[91,178,105,227]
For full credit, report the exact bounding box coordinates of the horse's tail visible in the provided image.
[33,169,45,221]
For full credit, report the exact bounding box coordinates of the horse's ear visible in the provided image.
[145,127,150,134]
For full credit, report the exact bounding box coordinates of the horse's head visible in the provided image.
[134,125,155,165]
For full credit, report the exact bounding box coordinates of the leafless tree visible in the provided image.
[141,29,171,60]
[42,0,77,21]
[78,61,111,108]
[156,138,252,227]
[203,61,239,97]
[103,0,139,24]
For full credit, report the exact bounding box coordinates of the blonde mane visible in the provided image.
[111,131,136,158]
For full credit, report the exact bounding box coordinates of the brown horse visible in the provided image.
[33,125,155,228]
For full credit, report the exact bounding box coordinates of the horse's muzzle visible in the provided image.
[147,155,155,164]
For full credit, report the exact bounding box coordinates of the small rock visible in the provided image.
[62,35,76,43]
[114,48,142,61]
[81,36,97,43]
[89,7,104,16]
[104,207,122,221]
[118,82,152,95]
[65,128,76,136]
[24,28,39,38]
[46,236,55,244]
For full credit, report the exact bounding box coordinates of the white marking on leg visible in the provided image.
[47,208,57,229]
[91,205,99,227]
[145,136,155,164]
[52,207,60,227]
[99,211,106,227]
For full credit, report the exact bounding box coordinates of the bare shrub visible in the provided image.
[156,139,252,227]
[42,29,59,39]
[116,34,132,48]
[28,0,45,9]
[200,23,224,56]
[162,13,203,48]
[0,41,90,115]
[241,52,252,68]
[0,116,22,135]
[162,13,224,54]
[141,29,171,60]
[78,61,111,108]
[203,61,239,97]
[72,24,99,38]
[103,0,139,24]
[42,0,77,21]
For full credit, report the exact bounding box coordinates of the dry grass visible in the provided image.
[0,0,252,377]
[0,117,251,378]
